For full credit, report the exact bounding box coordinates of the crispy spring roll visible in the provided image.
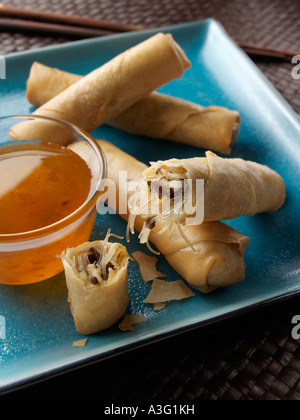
[26,61,240,155]
[109,95,241,155]
[128,152,286,239]
[60,233,129,335]
[10,33,191,144]
[26,62,82,107]
[69,140,251,293]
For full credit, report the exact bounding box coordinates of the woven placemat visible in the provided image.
[1,0,300,401]
[1,0,299,115]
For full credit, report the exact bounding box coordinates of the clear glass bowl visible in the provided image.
[0,115,106,285]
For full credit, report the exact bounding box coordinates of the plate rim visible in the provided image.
[1,17,300,395]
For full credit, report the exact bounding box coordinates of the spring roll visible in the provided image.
[9,33,191,144]
[69,140,251,293]
[128,152,286,239]
[60,233,129,335]
[26,61,240,155]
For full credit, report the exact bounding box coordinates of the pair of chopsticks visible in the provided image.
[0,3,299,62]
[237,42,299,62]
[0,3,143,38]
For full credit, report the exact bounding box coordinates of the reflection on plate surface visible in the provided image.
[0,19,300,394]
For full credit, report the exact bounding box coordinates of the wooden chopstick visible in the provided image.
[0,3,298,62]
[0,3,142,32]
[0,17,115,38]
[237,42,300,62]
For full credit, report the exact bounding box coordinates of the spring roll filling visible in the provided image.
[127,160,198,251]
[61,231,127,285]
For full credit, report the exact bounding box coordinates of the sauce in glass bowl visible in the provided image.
[0,115,106,285]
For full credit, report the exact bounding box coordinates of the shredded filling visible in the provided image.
[60,230,126,285]
[127,161,197,253]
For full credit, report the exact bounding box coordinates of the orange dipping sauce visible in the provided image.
[0,141,99,285]
[0,142,92,234]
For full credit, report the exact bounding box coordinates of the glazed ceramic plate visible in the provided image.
[1,19,300,395]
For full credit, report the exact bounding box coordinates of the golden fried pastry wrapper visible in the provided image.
[143,279,195,303]
[132,251,166,282]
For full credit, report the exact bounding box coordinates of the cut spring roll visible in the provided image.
[69,140,251,293]
[26,62,240,155]
[60,232,129,335]
[127,152,286,241]
[10,33,191,144]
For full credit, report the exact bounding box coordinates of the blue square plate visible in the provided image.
[1,19,300,394]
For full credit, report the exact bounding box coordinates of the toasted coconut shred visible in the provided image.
[118,314,147,331]
[73,338,88,347]
[127,160,197,253]
[143,279,195,304]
